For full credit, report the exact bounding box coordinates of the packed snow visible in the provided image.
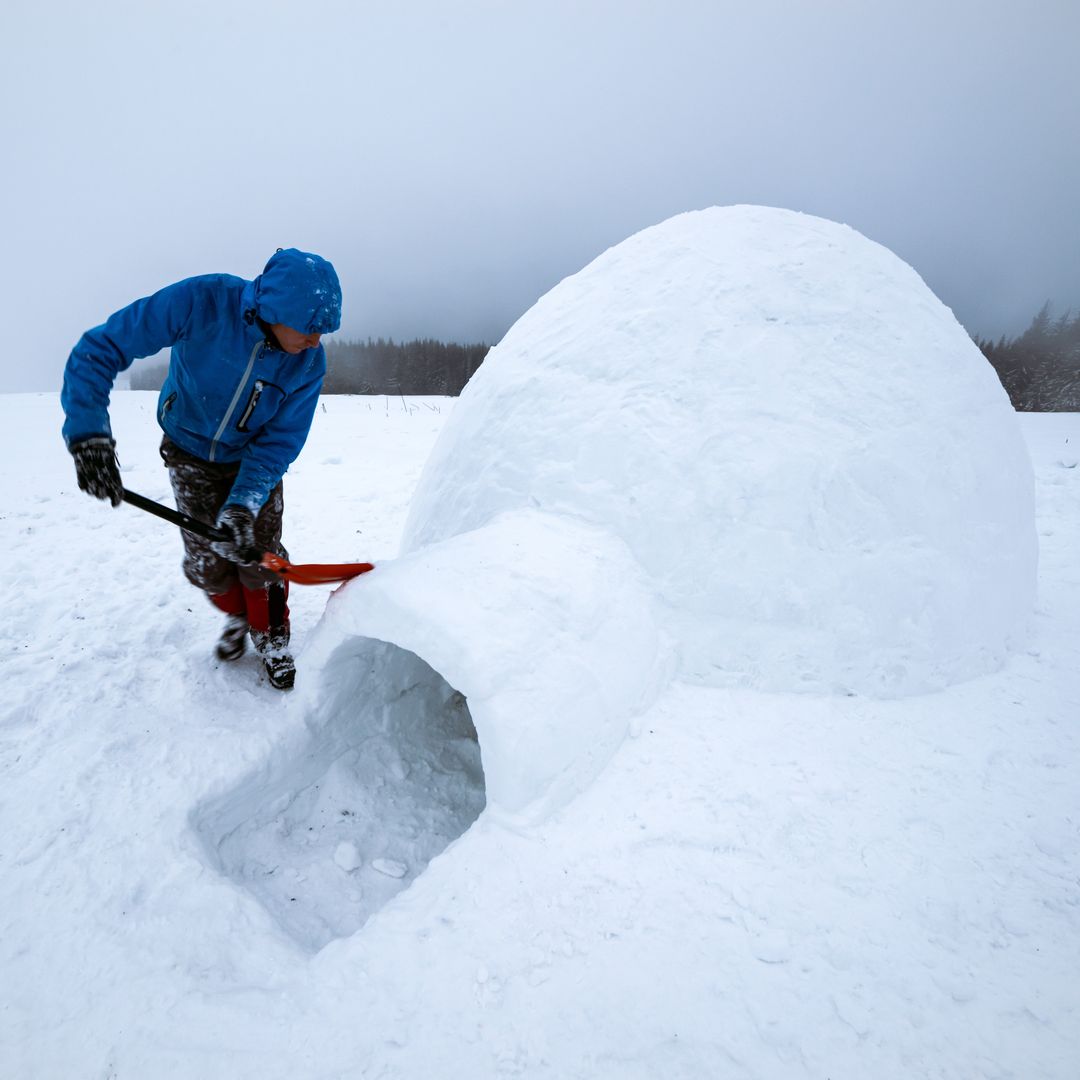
[0,206,1076,1078]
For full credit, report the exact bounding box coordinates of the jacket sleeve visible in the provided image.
[61,280,200,447]
[226,351,326,513]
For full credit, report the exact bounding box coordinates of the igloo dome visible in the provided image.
[402,205,1036,697]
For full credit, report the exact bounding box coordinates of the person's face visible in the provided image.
[271,323,321,355]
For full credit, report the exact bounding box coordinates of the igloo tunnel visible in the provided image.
[301,510,674,818]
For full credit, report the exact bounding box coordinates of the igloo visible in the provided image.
[400,205,1036,700]
[199,207,1036,945]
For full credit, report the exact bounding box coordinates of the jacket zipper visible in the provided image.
[209,340,262,461]
[237,380,265,432]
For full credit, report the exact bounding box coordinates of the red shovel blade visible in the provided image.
[260,552,375,585]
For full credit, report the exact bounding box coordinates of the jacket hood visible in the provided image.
[254,248,342,334]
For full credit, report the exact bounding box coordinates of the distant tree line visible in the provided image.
[127,337,491,396]
[977,302,1080,411]
[324,337,489,395]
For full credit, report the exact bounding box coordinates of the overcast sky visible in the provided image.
[1,0,1077,393]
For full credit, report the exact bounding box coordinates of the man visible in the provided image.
[61,248,342,690]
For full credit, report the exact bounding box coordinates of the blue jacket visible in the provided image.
[61,249,342,512]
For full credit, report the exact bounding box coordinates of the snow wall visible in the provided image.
[303,205,1036,824]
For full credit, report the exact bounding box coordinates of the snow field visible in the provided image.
[0,394,1078,1077]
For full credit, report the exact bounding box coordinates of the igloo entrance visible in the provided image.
[192,639,485,952]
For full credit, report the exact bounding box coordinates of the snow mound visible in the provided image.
[402,205,1037,696]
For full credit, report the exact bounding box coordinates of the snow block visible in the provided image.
[401,205,1037,696]
[301,510,673,820]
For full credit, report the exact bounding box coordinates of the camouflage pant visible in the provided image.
[160,436,288,596]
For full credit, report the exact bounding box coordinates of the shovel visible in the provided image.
[121,488,375,586]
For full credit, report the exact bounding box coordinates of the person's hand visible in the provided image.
[71,436,123,506]
[212,504,260,564]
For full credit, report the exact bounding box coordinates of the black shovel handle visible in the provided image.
[122,488,229,543]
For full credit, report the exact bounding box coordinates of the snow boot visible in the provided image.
[252,628,295,690]
[215,613,250,662]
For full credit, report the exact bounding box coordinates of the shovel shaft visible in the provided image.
[122,487,228,542]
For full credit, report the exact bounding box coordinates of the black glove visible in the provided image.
[71,436,123,507]
[212,504,260,565]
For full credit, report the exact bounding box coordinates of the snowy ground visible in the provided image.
[1,392,1077,1078]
